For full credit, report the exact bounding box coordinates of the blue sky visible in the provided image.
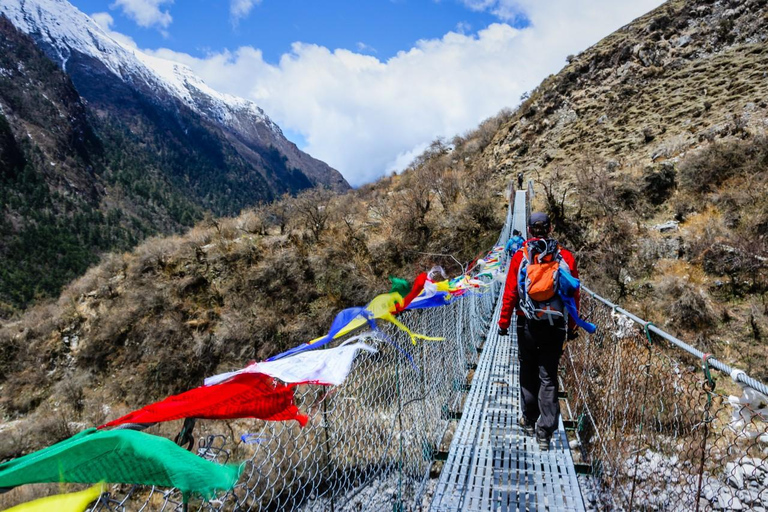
[70,0,527,63]
[73,0,665,186]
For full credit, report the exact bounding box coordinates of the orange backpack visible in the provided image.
[518,240,567,324]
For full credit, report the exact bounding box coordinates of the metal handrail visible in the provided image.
[582,285,768,396]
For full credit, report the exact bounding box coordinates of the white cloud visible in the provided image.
[91,12,138,49]
[459,0,524,21]
[387,142,430,176]
[111,0,173,29]
[230,0,261,24]
[356,42,377,54]
[143,0,664,186]
[455,21,472,34]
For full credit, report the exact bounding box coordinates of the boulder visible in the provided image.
[676,35,692,47]
[653,220,679,232]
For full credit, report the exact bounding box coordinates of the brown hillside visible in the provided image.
[489,0,768,174]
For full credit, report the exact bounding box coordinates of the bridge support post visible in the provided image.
[694,355,717,512]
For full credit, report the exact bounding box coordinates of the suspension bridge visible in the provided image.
[3,187,767,511]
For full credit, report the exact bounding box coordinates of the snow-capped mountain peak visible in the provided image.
[1,0,349,193]
[1,0,281,135]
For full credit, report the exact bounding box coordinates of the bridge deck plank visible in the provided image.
[429,191,585,512]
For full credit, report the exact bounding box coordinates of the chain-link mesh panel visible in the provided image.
[89,271,501,512]
[564,293,768,512]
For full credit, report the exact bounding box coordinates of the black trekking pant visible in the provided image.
[516,317,565,439]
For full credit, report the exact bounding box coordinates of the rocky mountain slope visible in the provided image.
[0,15,134,310]
[484,0,768,377]
[0,0,347,309]
[489,0,768,177]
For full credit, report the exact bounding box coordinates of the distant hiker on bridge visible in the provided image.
[497,212,580,451]
[505,229,525,258]
[517,172,524,190]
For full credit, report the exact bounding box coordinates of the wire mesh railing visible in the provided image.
[87,206,514,512]
[564,289,768,511]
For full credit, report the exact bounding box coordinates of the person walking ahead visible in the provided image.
[497,212,580,451]
[505,229,525,258]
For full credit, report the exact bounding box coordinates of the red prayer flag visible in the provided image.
[396,272,429,312]
[101,373,308,429]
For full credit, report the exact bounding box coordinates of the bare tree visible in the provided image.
[395,167,435,248]
[573,153,619,217]
[266,193,293,235]
[293,188,335,242]
[240,206,269,236]
[334,197,365,241]
[534,167,569,233]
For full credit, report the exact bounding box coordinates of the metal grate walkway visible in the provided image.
[430,190,585,512]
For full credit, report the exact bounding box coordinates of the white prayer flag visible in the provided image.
[205,337,378,387]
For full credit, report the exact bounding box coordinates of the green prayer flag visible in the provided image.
[389,276,411,298]
[0,428,241,498]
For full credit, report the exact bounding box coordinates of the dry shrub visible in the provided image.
[573,156,619,216]
[187,224,216,247]
[0,421,30,462]
[0,338,17,385]
[679,208,725,260]
[702,242,768,296]
[469,109,514,150]
[658,277,717,330]
[577,215,636,298]
[61,252,127,302]
[32,403,79,444]
[3,302,59,343]
[214,309,259,360]
[436,195,502,261]
[129,236,181,277]
[367,238,408,279]
[53,371,89,414]
[75,286,149,371]
[670,194,696,222]
[679,136,768,193]
[2,364,50,415]
[239,209,268,235]
[217,217,241,240]
[642,162,676,206]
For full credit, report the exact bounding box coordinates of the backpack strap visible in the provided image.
[517,246,535,320]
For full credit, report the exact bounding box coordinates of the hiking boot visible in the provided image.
[536,433,550,451]
[518,416,534,436]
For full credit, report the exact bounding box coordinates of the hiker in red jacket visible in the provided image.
[497,212,580,451]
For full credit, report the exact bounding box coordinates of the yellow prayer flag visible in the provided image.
[4,484,104,512]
